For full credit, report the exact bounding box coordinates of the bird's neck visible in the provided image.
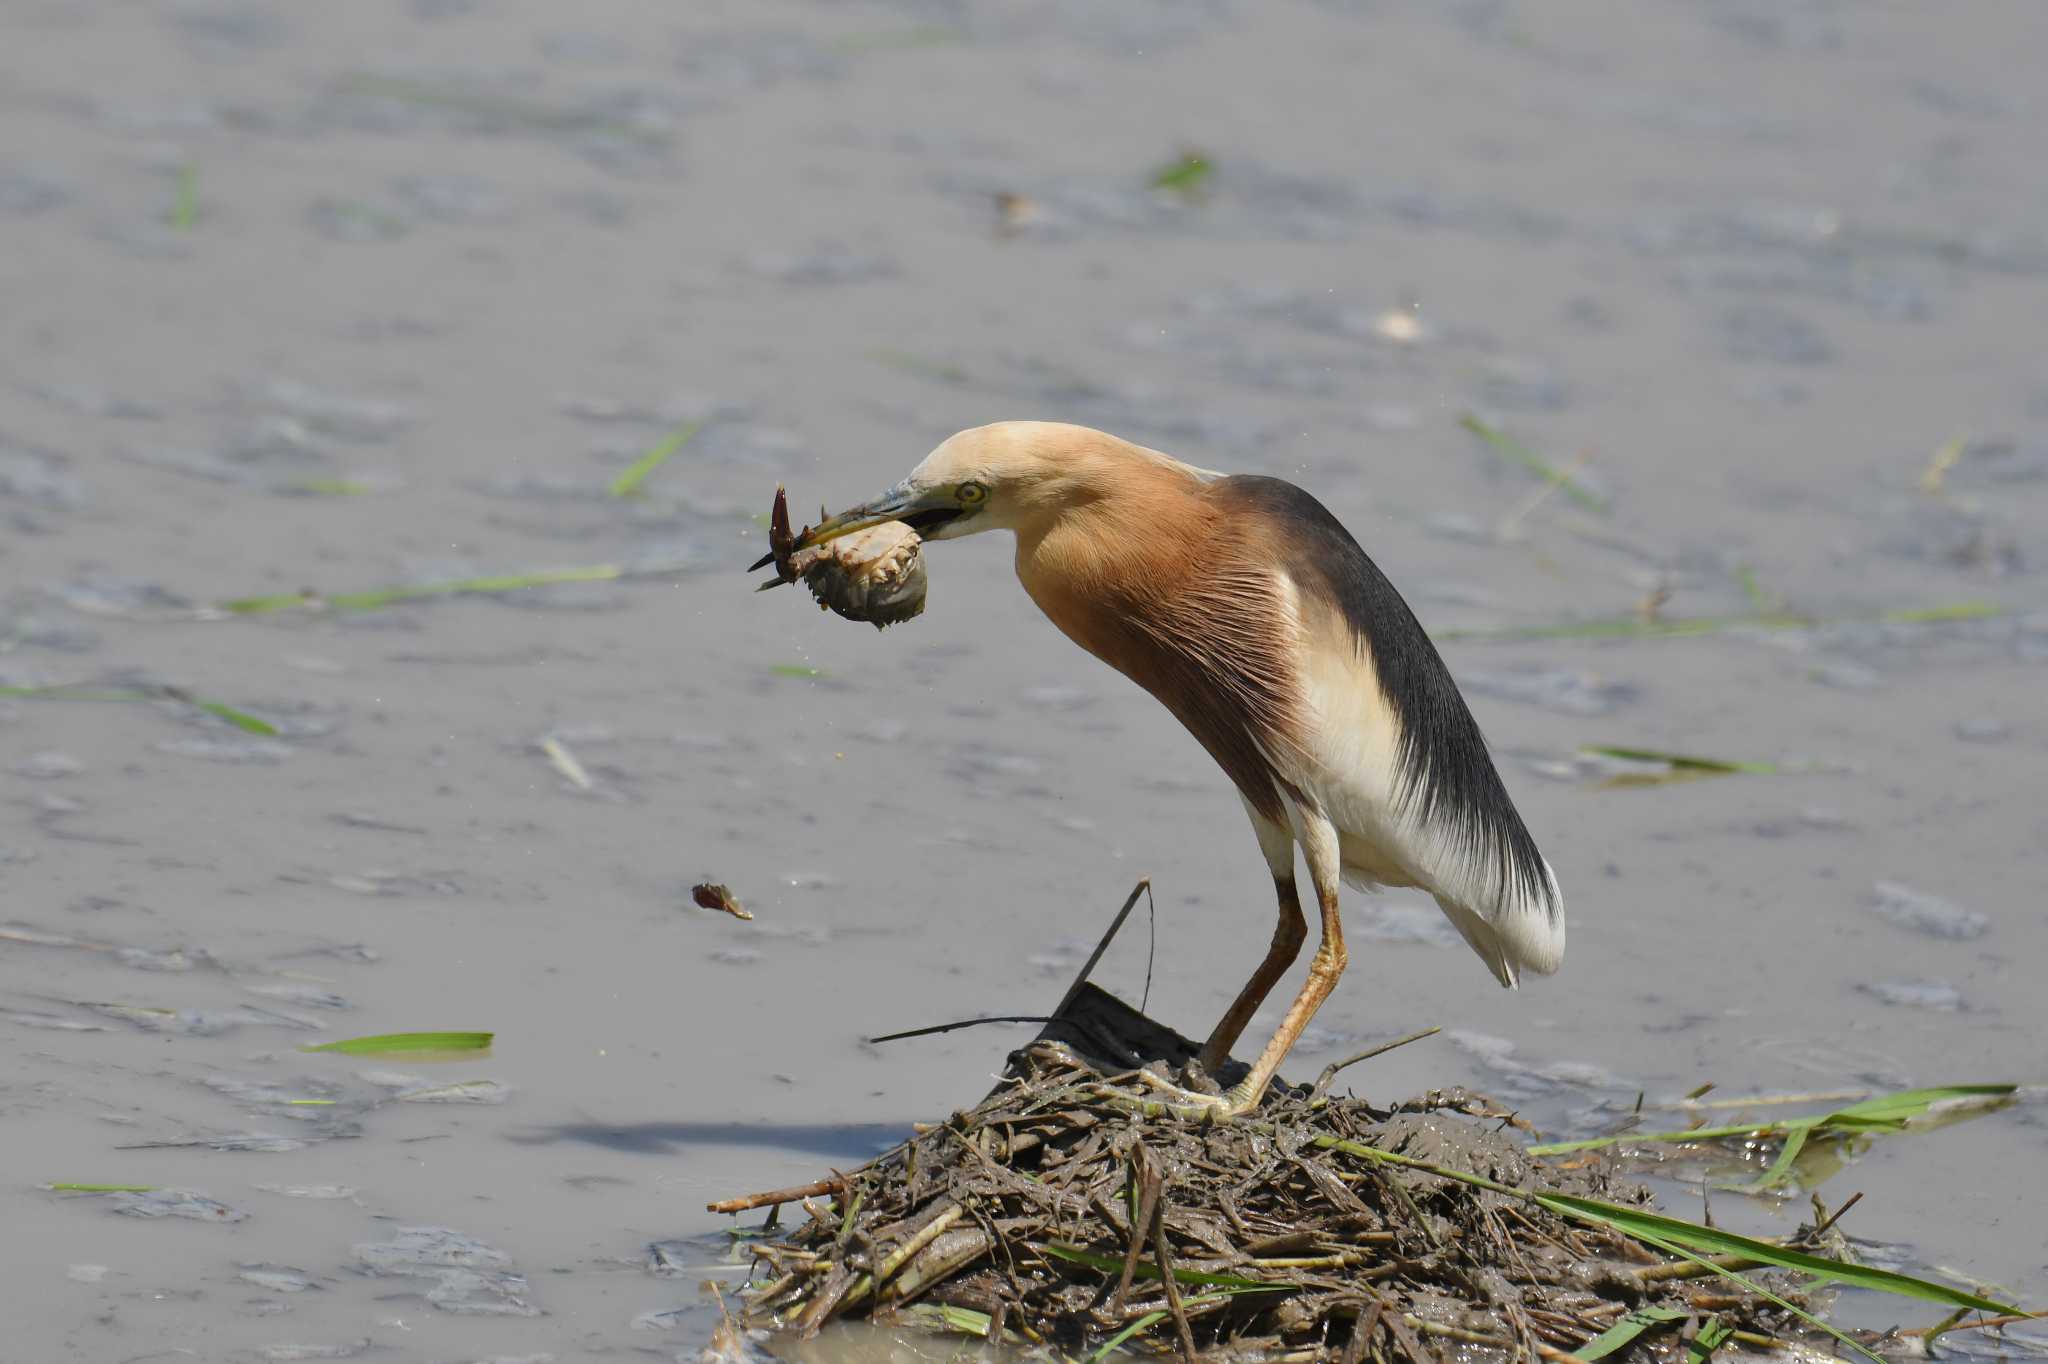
[1012,475,1212,638]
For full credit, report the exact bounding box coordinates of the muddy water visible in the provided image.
[3,1,2045,1358]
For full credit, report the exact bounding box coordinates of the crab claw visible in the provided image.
[749,485,798,575]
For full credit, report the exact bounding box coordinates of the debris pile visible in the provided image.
[716,995,1837,1362]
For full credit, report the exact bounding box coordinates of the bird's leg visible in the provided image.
[1196,874,1306,1076]
[1215,808,1347,1114]
[1125,809,1345,1121]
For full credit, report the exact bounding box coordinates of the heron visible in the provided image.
[768,421,1563,1116]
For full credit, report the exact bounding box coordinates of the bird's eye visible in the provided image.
[956,481,988,506]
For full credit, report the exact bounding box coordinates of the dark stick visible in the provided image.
[867,1015,1053,1044]
[1140,879,1157,1014]
[1809,1190,1864,1242]
[1052,878,1152,1023]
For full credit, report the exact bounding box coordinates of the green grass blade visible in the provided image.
[1438,601,2004,644]
[222,564,628,615]
[1744,1124,1811,1191]
[1150,151,1214,193]
[1043,1242,1296,1292]
[1825,1085,2016,1124]
[1583,746,1777,775]
[169,164,199,230]
[0,684,280,737]
[902,1302,994,1337]
[1882,601,2002,624]
[1529,1084,2016,1155]
[1686,1315,1735,1364]
[1314,1134,2020,1314]
[220,591,321,615]
[1090,1308,1171,1361]
[1578,1306,1687,1361]
[1535,1193,2017,1313]
[1085,1294,1232,1362]
[609,420,701,498]
[301,1031,493,1059]
[191,701,280,736]
[1625,1223,1889,1364]
[1458,414,1609,512]
[47,1182,157,1193]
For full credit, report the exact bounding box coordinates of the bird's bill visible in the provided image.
[793,483,962,550]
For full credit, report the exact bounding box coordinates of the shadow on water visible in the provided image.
[512,1119,911,1159]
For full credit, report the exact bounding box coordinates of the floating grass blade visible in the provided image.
[301,1031,493,1059]
[1583,746,1777,774]
[220,563,636,615]
[1436,600,2004,644]
[1882,600,2003,624]
[1459,414,1609,513]
[46,1183,156,1193]
[0,684,279,736]
[1529,1084,2018,1159]
[1585,745,1780,788]
[168,164,199,230]
[1736,565,1782,613]
[189,699,280,735]
[609,420,701,498]
[1920,433,1968,495]
[1150,150,1215,194]
[769,663,823,679]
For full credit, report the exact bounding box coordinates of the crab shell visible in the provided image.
[790,521,927,628]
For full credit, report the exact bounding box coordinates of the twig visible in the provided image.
[708,1175,847,1215]
[1152,1181,1198,1361]
[868,1015,1053,1044]
[1112,1151,1163,1314]
[842,1202,965,1308]
[1808,1191,1863,1242]
[1141,879,1158,1014]
[1053,879,1152,1022]
[1311,1027,1442,1100]
[1342,1295,1383,1364]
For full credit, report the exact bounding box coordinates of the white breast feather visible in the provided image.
[1281,593,1564,987]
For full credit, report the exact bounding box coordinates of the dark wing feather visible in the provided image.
[1212,476,1558,923]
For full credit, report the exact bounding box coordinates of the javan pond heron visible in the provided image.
[771,421,1563,1117]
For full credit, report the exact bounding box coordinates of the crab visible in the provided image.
[754,485,928,629]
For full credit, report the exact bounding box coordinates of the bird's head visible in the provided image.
[778,421,1203,558]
